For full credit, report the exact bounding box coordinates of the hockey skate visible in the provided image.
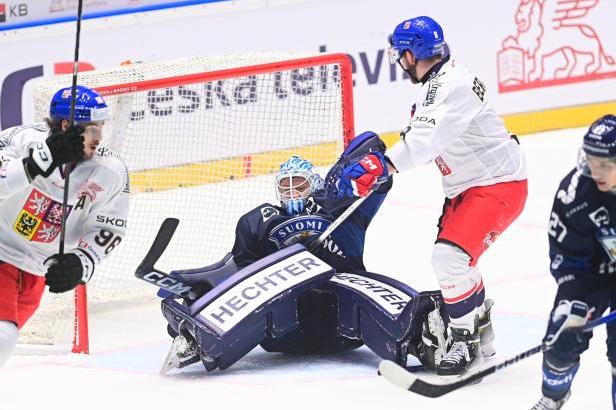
[477,299,496,358]
[415,306,450,370]
[160,333,200,376]
[436,326,483,376]
[530,391,571,410]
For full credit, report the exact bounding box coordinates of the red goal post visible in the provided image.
[23,52,355,353]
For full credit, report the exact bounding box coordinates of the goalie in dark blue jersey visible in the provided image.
[531,115,616,410]
[154,132,452,375]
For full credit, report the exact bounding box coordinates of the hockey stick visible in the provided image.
[378,310,616,398]
[308,194,370,252]
[134,218,198,300]
[135,193,372,298]
[59,0,84,255]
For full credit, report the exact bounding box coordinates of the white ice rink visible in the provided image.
[2,126,613,410]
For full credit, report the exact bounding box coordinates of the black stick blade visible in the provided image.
[136,218,179,276]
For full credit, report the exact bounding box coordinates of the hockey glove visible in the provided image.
[544,300,592,354]
[45,250,94,294]
[337,151,388,197]
[23,125,85,180]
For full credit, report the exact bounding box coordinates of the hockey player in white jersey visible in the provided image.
[338,16,528,375]
[0,85,129,366]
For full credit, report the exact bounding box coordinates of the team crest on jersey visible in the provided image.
[13,188,73,243]
[260,206,279,222]
[588,206,610,227]
[76,180,104,201]
[268,215,331,248]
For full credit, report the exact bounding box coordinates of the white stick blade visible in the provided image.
[378,360,416,390]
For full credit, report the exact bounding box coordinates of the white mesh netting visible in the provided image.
[19,52,353,348]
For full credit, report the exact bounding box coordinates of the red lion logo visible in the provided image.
[498,0,616,92]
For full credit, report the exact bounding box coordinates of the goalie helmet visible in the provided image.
[49,85,110,123]
[276,156,323,215]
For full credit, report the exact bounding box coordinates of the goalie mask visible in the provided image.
[276,156,323,215]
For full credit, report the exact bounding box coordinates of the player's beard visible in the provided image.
[398,61,420,84]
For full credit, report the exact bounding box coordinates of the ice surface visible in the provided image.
[2,127,612,410]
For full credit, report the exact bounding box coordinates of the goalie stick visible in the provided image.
[135,194,370,298]
[378,309,616,398]
[134,218,198,300]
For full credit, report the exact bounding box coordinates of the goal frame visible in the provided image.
[67,53,355,353]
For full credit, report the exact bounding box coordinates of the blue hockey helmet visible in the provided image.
[49,85,110,123]
[389,16,445,64]
[582,114,616,158]
[276,156,323,215]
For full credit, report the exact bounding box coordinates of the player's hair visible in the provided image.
[44,117,64,134]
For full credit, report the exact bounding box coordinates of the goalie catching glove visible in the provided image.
[45,250,94,293]
[23,124,85,180]
[338,151,389,197]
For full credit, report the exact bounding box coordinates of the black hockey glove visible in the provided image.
[23,125,85,180]
[45,251,93,294]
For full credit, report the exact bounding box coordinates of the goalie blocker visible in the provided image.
[160,243,449,373]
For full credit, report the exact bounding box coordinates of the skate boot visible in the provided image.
[412,304,451,370]
[530,391,571,410]
[477,299,496,358]
[436,326,482,376]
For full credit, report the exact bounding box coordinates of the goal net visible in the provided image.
[22,53,355,352]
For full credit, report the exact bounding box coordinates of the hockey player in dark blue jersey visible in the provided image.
[531,115,616,410]
[152,131,451,375]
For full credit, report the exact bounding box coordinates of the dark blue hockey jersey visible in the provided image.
[231,178,392,273]
[549,168,616,282]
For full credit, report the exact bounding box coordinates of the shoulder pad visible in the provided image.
[0,123,48,147]
[93,146,130,193]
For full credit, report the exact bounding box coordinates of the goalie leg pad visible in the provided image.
[260,288,363,354]
[157,252,238,299]
[161,244,334,372]
[321,271,448,367]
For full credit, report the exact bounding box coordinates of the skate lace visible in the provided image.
[443,341,469,363]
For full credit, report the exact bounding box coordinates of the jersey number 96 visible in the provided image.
[95,229,122,255]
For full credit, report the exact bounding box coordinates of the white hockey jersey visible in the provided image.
[0,123,129,277]
[387,57,527,198]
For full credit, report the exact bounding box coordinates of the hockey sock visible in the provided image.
[449,309,477,333]
[541,359,579,401]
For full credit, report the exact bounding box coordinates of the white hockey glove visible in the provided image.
[545,300,593,348]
